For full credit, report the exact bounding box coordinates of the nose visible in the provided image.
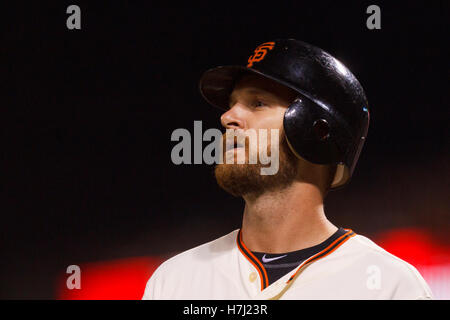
[220,105,245,130]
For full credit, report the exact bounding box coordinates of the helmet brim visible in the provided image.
[199,65,254,110]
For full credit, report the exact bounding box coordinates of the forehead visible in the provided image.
[231,74,297,101]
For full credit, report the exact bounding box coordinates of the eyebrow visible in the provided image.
[229,88,273,104]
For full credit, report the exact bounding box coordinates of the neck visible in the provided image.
[241,181,337,253]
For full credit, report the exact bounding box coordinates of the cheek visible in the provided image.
[251,107,286,130]
[246,108,286,156]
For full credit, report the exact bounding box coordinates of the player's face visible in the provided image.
[214,74,300,198]
[222,73,297,136]
[220,74,297,163]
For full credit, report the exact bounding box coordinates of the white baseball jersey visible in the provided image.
[142,229,432,300]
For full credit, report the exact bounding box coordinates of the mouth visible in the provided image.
[225,139,245,152]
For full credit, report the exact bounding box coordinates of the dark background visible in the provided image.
[1,1,448,298]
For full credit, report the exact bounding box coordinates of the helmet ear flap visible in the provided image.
[283,96,351,166]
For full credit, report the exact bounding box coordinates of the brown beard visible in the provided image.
[214,134,299,198]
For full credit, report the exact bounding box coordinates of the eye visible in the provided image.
[253,100,266,108]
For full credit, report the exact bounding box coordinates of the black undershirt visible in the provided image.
[251,227,347,285]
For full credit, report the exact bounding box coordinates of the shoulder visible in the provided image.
[342,234,433,299]
[142,229,239,299]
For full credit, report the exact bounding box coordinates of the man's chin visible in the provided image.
[215,136,299,198]
[214,163,258,197]
[214,161,297,198]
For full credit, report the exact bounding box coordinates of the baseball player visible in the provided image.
[142,39,432,300]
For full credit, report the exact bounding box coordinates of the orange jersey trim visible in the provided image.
[236,228,356,291]
[286,229,355,283]
[236,230,269,290]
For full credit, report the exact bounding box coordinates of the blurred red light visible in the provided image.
[374,228,449,266]
[57,256,164,300]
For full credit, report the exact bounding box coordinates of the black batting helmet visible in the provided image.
[198,39,370,189]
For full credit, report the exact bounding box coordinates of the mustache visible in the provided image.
[221,129,280,151]
[219,129,284,168]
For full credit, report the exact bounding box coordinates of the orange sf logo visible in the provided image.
[247,42,275,67]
